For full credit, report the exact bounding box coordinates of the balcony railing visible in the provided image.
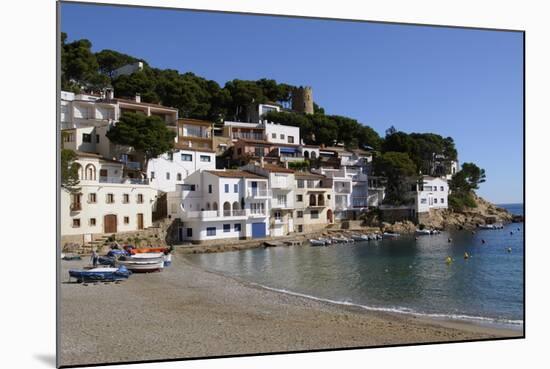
[182,209,266,220]
[99,176,150,185]
[246,189,270,198]
[120,160,141,170]
[70,203,82,211]
[232,132,264,140]
[335,187,351,194]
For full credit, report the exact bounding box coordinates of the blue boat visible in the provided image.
[68,265,131,283]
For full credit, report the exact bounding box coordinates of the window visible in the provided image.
[183,184,196,191]
[277,195,286,206]
[208,184,212,193]
[307,180,315,188]
[234,224,241,232]
[327,194,331,200]
[420,198,427,204]
[150,171,155,179]
[434,187,437,192]
[225,184,229,193]
[255,147,263,157]
[297,180,305,188]
[296,194,303,202]
[72,219,80,227]
[88,193,96,203]
[288,136,294,144]
[137,194,144,204]
[440,186,444,191]
[207,227,216,236]
[280,134,285,139]
[200,155,211,162]
[123,194,129,203]
[166,172,170,180]
[167,152,173,161]
[106,193,114,204]
[272,133,276,139]
[82,133,92,143]
[297,211,304,218]
[96,135,100,143]
[441,198,445,204]
[298,225,303,232]
[223,224,231,232]
[89,218,96,226]
[124,216,130,224]
[187,228,193,237]
[181,154,192,161]
[274,211,282,220]
[434,198,438,204]
[311,210,319,219]
[234,184,238,193]
[177,173,182,181]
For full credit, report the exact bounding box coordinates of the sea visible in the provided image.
[185,203,524,329]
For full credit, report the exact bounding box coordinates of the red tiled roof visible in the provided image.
[205,170,265,179]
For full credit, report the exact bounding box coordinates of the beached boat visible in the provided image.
[382,232,400,238]
[68,266,131,283]
[309,239,325,246]
[130,247,169,255]
[116,252,165,272]
[61,253,82,260]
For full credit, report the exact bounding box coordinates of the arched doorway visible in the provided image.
[327,209,333,223]
[85,164,96,180]
[223,201,231,216]
[304,151,310,159]
[310,151,317,160]
[232,201,240,215]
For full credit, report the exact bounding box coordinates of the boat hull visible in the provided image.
[69,266,131,283]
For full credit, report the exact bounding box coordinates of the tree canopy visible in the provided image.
[61,149,80,192]
[106,113,176,165]
[373,151,418,204]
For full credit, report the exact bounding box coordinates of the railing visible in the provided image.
[182,209,266,220]
[99,176,149,185]
[246,189,270,198]
[121,161,141,170]
[334,187,351,194]
[232,132,264,140]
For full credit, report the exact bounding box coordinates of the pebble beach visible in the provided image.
[59,252,522,367]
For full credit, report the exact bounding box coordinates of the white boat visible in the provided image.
[318,237,332,245]
[415,229,432,235]
[309,239,326,246]
[479,223,504,230]
[331,236,349,243]
[116,252,165,272]
[350,234,369,241]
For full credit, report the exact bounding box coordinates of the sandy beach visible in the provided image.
[59,252,522,367]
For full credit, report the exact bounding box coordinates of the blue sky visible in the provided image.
[61,3,524,204]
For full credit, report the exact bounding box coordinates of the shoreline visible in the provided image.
[181,255,523,335]
[60,253,522,367]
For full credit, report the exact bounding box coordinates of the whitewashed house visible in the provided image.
[410,176,449,218]
[242,163,296,237]
[293,172,334,233]
[60,152,158,243]
[146,148,216,193]
[170,170,270,243]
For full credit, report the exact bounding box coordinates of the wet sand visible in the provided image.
[59,252,522,367]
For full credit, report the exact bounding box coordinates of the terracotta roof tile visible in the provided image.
[205,170,265,179]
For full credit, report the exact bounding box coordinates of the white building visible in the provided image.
[169,170,271,243]
[411,176,449,216]
[146,148,216,193]
[111,61,144,79]
[263,122,300,145]
[61,152,158,243]
[223,120,300,146]
[242,163,296,237]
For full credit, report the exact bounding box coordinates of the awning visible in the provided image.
[279,147,297,154]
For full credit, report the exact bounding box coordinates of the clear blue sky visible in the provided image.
[61,3,524,204]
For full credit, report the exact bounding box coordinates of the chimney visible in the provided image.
[104,88,114,100]
[135,93,141,103]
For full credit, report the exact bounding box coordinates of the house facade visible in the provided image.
[176,118,214,150]
[60,152,157,243]
[411,176,449,217]
[170,170,270,243]
[293,172,334,233]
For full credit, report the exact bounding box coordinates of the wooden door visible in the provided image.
[104,214,117,233]
[137,213,144,230]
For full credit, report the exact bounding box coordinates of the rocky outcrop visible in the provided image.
[381,221,417,234]
[419,194,513,230]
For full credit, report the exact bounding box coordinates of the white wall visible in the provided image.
[264,122,300,144]
[415,177,449,213]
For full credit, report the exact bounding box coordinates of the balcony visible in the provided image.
[70,203,82,211]
[246,189,270,198]
[182,209,266,220]
[120,159,141,170]
[335,187,351,194]
[232,132,264,141]
[99,176,150,185]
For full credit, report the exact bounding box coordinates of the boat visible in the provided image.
[61,253,82,260]
[382,232,400,238]
[130,247,169,255]
[332,236,353,243]
[478,223,504,230]
[318,237,332,245]
[98,256,116,266]
[309,239,326,246]
[69,266,131,283]
[415,229,432,235]
[116,252,165,272]
[107,249,129,257]
[350,234,370,241]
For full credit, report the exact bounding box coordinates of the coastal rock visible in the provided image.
[382,221,416,234]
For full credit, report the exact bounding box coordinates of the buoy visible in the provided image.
[510,232,514,235]
[481,239,486,244]
[507,247,512,253]
[471,231,476,235]
[445,256,453,265]
[464,252,470,259]
[517,228,520,231]
[448,238,452,243]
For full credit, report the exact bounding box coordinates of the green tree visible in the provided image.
[224,79,266,121]
[106,113,176,169]
[61,149,80,192]
[96,49,141,78]
[373,151,418,205]
[62,37,107,91]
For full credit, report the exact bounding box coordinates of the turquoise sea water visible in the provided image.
[186,204,524,328]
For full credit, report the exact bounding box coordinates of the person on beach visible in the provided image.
[91,249,98,268]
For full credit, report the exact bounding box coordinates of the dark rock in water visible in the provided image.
[512,215,524,223]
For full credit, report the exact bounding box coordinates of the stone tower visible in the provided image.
[292,86,314,114]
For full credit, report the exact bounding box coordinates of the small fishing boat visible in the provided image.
[116,252,165,272]
[318,237,332,245]
[478,223,504,230]
[332,235,353,243]
[415,229,432,235]
[309,239,326,246]
[61,253,82,261]
[130,247,169,255]
[350,234,369,241]
[382,232,400,238]
[69,266,131,283]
